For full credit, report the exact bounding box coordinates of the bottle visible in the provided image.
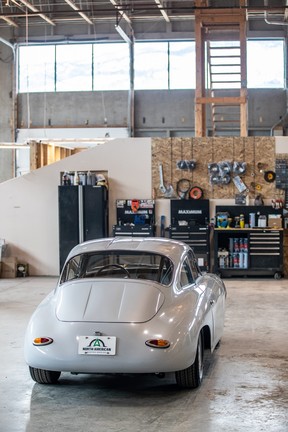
[249,213,256,228]
[62,171,68,186]
[74,171,80,186]
[86,171,92,185]
[240,214,245,229]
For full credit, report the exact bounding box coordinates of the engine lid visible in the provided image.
[56,279,165,323]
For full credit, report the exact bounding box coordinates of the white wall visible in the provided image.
[0,138,153,276]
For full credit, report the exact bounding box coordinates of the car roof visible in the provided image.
[66,237,191,264]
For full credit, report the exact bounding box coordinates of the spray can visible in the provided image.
[243,252,248,269]
[239,252,244,269]
[249,213,256,228]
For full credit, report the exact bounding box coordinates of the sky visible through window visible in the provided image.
[18,39,284,93]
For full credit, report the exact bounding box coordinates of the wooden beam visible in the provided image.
[195,7,206,137]
[196,96,246,104]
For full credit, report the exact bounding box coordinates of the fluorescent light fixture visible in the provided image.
[110,0,131,24]
[115,24,132,44]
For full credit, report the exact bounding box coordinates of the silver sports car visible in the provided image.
[24,237,226,389]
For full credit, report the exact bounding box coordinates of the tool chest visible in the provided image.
[168,199,211,272]
[112,199,156,237]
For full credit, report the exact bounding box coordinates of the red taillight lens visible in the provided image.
[145,339,170,349]
[33,337,53,346]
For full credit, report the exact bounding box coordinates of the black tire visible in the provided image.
[175,331,204,389]
[29,366,61,384]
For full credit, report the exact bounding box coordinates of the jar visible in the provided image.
[258,215,267,227]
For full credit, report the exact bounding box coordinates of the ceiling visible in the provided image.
[0,1,287,29]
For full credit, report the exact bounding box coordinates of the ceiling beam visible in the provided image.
[154,0,170,23]
[15,0,55,26]
[64,0,93,25]
[0,16,18,27]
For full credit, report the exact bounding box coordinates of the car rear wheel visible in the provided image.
[175,331,204,389]
[29,366,61,384]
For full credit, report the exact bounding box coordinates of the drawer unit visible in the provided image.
[113,224,155,237]
[169,225,210,272]
[214,228,283,279]
[249,231,282,269]
[113,199,155,238]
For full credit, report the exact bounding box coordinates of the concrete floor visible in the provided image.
[0,276,287,432]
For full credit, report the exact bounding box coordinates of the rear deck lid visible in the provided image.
[56,279,165,323]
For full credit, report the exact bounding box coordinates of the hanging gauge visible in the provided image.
[264,170,276,183]
[189,186,203,200]
[208,162,220,174]
[210,174,222,185]
[176,178,191,199]
[221,174,231,185]
[233,161,246,175]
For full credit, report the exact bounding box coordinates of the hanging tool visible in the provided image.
[159,164,167,194]
[158,164,175,197]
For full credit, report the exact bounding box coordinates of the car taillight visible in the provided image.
[33,337,53,346]
[145,339,170,349]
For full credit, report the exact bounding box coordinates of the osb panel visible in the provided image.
[171,138,188,190]
[275,153,288,202]
[151,137,277,200]
[254,137,275,199]
[211,137,234,199]
[244,137,257,198]
[192,137,213,199]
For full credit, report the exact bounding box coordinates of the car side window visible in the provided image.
[187,250,201,280]
[179,257,194,288]
[60,255,81,283]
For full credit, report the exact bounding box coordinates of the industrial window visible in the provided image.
[56,44,93,91]
[134,41,195,90]
[93,43,129,90]
[17,42,129,93]
[18,44,55,92]
[17,39,284,93]
[169,41,196,89]
[134,42,168,90]
[247,39,284,88]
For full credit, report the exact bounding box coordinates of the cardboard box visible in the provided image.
[1,257,17,278]
[268,217,282,229]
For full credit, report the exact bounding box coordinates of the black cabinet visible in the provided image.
[168,199,210,272]
[214,228,283,279]
[169,225,211,272]
[112,199,155,238]
[58,185,108,271]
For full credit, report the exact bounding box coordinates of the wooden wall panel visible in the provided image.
[193,137,212,199]
[152,137,279,201]
[243,137,256,198]
[254,137,275,199]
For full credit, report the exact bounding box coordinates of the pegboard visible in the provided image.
[152,137,283,201]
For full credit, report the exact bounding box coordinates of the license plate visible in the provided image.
[78,336,116,355]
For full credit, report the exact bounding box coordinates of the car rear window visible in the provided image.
[60,251,173,286]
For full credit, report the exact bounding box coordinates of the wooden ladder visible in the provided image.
[195,1,248,137]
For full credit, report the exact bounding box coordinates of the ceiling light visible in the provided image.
[115,24,132,44]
